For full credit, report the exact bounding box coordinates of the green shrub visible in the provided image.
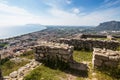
[0,58,9,65]
[20,50,34,59]
[1,60,29,76]
[24,65,66,80]
[73,50,92,62]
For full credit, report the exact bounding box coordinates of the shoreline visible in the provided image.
[0,26,47,40]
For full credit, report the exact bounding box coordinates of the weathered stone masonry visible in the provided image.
[34,41,88,71]
[35,42,73,63]
[58,38,120,51]
[92,48,120,68]
[74,34,120,39]
[79,34,107,39]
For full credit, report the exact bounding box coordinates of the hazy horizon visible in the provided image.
[0,25,46,39]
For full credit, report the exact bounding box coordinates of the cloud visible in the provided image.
[101,0,120,8]
[0,0,120,27]
[47,6,120,26]
[72,8,80,14]
[104,0,111,3]
[0,2,37,27]
[0,3,31,16]
[0,0,8,3]
[42,0,72,9]
[66,0,72,4]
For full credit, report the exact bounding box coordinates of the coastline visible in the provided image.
[0,26,47,40]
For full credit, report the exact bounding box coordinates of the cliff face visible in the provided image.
[95,21,120,31]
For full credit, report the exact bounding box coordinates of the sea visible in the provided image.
[0,24,46,39]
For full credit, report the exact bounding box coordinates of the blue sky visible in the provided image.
[0,0,120,27]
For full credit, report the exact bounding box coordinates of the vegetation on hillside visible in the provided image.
[24,65,67,80]
[74,51,120,80]
[1,50,119,79]
[0,43,8,48]
[24,50,120,80]
[0,59,29,76]
[20,50,34,59]
[73,50,92,62]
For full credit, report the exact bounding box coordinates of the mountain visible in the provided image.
[95,21,120,31]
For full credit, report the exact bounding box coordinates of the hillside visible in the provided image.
[95,21,120,31]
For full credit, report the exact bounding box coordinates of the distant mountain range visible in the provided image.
[95,21,120,31]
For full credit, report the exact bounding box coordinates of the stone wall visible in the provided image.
[74,34,120,39]
[92,48,120,68]
[34,41,88,71]
[113,35,120,38]
[80,34,107,39]
[58,38,120,51]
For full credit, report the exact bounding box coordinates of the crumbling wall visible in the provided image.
[80,34,107,39]
[113,35,120,38]
[34,41,88,71]
[58,38,120,51]
[75,34,120,39]
[34,41,74,63]
[92,48,120,68]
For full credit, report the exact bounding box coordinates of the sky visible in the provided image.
[0,0,120,27]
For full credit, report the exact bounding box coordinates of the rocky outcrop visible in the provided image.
[34,41,88,71]
[92,48,120,68]
[58,38,120,51]
[95,21,120,31]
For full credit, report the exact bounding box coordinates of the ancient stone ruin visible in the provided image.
[79,34,107,39]
[58,38,120,51]
[74,34,120,40]
[34,41,88,71]
[4,59,40,80]
[92,48,120,68]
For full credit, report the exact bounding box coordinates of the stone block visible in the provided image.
[104,61,118,68]
[109,56,120,61]
[93,59,103,67]
[94,53,109,61]
[69,61,88,71]
[9,71,18,78]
